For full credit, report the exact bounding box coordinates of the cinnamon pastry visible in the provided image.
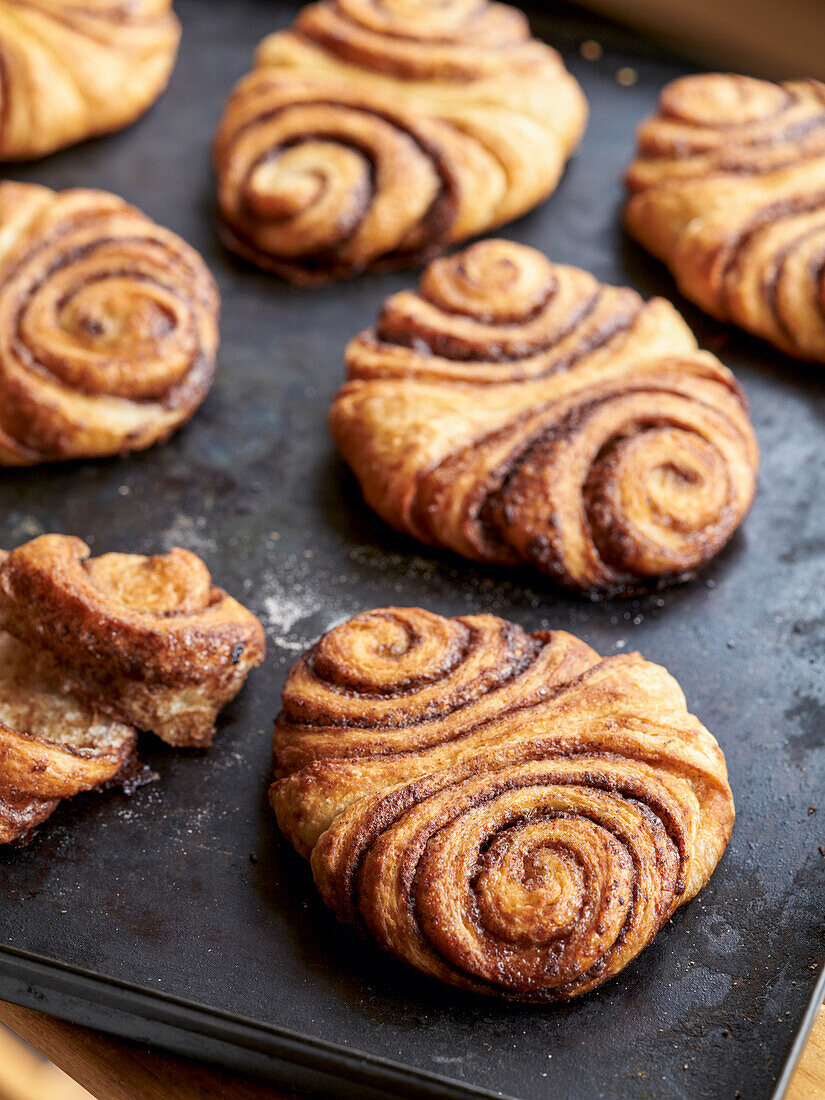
[0,595,137,845]
[0,535,266,747]
[212,0,587,283]
[0,0,180,160]
[329,239,759,594]
[269,607,734,1001]
[0,183,219,466]
[625,74,825,362]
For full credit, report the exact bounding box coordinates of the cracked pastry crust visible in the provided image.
[212,0,586,283]
[269,607,734,1001]
[0,0,180,160]
[0,182,219,466]
[625,74,825,362]
[328,238,759,594]
[0,534,266,748]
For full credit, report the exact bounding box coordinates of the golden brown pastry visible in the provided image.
[625,74,825,362]
[0,183,219,466]
[212,0,587,283]
[0,535,266,748]
[329,239,759,594]
[0,0,180,160]
[0,622,137,844]
[269,607,734,1001]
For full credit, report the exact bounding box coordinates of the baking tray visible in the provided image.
[1,1,824,1097]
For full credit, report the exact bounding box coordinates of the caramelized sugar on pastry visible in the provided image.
[212,0,587,283]
[0,183,219,466]
[0,622,137,844]
[329,239,759,594]
[269,607,734,1000]
[0,0,180,160]
[0,535,266,747]
[625,75,825,362]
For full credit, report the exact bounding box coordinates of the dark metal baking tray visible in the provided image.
[1,1,823,1097]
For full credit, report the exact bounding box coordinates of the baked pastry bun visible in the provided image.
[0,623,137,845]
[625,75,825,362]
[0,0,180,160]
[329,239,759,594]
[0,183,219,466]
[270,607,734,1001]
[213,0,587,283]
[0,535,266,747]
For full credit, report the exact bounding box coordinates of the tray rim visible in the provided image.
[769,961,825,1100]
[1,938,822,1099]
[0,943,512,1100]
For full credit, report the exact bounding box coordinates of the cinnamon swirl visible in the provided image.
[625,74,825,362]
[0,183,219,465]
[212,0,587,283]
[270,607,734,1000]
[329,239,759,594]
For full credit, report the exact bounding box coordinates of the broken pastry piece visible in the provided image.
[0,535,266,748]
[0,535,265,843]
[0,625,137,844]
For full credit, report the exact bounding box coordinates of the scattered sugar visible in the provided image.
[160,513,217,556]
[346,544,550,613]
[256,559,349,654]
[5,512,44,543]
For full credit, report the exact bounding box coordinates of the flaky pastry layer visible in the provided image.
[0,627,136,843]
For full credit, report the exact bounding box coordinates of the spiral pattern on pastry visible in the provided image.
[0,534,266,747]
[625,74,825,362]
[329,239,759,594]
[270,607,734,1000]
[0,183,219,466]
[0,0,180,160]
[212,0,587,283]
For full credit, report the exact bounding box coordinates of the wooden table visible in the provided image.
[0,1000,823,1099]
